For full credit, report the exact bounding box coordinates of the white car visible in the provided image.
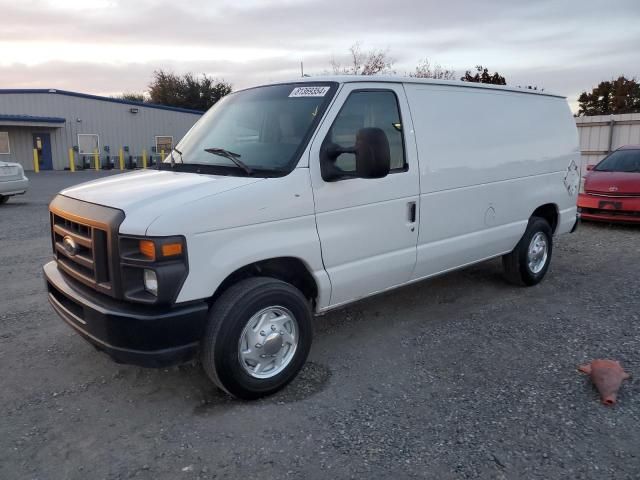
[43,76,580,399]
[0,161,29,204]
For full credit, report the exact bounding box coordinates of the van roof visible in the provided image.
[259,75,565,99]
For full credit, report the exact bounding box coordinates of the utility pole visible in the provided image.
[300,61,304,77]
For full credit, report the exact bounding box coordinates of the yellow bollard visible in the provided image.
[160,149,165,165]
[94,149,100,171]
[119,148,124,170]
[142,149,147,169]
[32,149,40,173]
[68,148,75,172]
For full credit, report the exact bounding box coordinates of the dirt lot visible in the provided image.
[1,171,639,479]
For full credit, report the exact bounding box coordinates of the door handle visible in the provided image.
[407,201,417,226]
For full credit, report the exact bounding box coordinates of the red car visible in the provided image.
[578,145,640,223]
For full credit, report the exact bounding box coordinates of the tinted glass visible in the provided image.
[173,83,336,173]
[595,149,640,172]
[327,91,405,172]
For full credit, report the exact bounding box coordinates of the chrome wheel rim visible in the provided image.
[238,306,298,379]
[527,232,548,274]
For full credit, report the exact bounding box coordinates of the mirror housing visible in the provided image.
[321,127,391,182]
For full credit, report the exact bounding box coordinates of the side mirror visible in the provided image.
[586,164,595,171]
[321,127,391,182]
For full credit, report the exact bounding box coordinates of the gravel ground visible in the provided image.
[1,171,639,480]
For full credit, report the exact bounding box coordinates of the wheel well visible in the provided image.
[212,257,318,306]
[531,204,558,233]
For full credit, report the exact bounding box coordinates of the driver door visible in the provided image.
[309,83,420,307]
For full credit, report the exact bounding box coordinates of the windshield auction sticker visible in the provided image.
[289,86,330,97]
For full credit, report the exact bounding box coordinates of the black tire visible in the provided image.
[0,195,9,205]
[502,216,553,286]
[201,277,313,400]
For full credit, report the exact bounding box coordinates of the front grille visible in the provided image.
[49,195,125,299]
[51,212,112,294]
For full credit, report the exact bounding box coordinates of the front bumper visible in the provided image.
[0,176,29,196]
[578,193,640,224]
[44,261,209,367]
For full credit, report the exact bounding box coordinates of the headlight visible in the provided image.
[143,269,158,296]
[119,235,188,305]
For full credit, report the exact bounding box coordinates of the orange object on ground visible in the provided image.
[578,359,630,406]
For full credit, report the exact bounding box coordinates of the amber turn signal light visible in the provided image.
[161,242,183,257]
[139,240,156,260]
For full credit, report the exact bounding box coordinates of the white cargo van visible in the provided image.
[44,77,580,399]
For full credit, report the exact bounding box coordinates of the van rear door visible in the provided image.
[308,83,420,306]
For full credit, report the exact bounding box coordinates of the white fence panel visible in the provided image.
[576,113,640,174]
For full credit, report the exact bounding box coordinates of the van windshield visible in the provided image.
[165,82,338,176]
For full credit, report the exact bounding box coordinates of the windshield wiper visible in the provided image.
[169,147,184,168]
[204,147,253,175]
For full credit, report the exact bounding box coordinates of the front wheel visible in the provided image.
[201,277,313,400]
[502,216,553,286]
[0,195,9,205]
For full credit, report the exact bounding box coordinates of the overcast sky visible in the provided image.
[1,0,639,110]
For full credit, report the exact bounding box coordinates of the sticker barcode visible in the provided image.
[289,86,330,98]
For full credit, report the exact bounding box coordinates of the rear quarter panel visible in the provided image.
[404,84,579,279]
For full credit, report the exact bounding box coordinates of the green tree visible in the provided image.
[461,65,506,85]
[577,76,640,116]
[148,70,232,111]
[117,92,146,103]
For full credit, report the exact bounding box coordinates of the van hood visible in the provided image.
[585,170,640,195]
[60,169,262,220]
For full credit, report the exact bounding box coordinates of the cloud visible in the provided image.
[0,0,639,108]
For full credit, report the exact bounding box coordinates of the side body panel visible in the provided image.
[140,168,332,307]
[308,83,421,307]
[403,84,579,280]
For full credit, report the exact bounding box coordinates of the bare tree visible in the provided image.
[411,58,456,80]
[331,43,394,76]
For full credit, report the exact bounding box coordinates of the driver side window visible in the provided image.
[327,90,406,172]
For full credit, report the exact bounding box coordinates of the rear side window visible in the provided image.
[326,90,406,172]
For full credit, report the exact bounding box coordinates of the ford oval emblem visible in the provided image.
[62,235,79,256]
[609,186,619,192]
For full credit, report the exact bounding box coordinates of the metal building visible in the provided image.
[576,113,640,171]
[0,89,202,171]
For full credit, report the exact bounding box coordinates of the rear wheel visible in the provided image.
[201,277,313,400]
[502,216,553,286]
[0,195,9,205]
